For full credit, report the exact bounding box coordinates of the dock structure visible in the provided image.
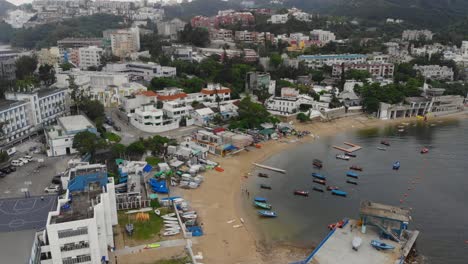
[333,142,362,153]
[252,163,286,174]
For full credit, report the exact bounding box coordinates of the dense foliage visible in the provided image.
[229,96,278,129]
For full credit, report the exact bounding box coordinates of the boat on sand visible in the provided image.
[370,240,395,250]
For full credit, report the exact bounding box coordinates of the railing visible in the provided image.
[57,228,88,239]
[60,242,90,252]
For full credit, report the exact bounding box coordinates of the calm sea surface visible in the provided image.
[244,118,468,264]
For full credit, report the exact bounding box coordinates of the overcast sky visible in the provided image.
[6,0,32,5]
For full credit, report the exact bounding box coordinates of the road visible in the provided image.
[106,108,200,145]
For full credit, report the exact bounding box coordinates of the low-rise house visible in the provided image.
[45,115,97,156]
[265,87,324,115]
[103,62,176,81]
[299,54,367,68]
[268,14,289,24]
[332,63,395,78]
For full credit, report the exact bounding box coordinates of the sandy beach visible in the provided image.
[173,112,468,264]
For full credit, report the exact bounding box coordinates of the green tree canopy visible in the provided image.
[72,131,104,156]
[38,64,56,85]
[15,56,38,80]
[81,100,105,122]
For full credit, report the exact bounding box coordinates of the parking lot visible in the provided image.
[0,140,71,199]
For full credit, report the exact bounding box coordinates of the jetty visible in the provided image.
[252,163,286,174]
[333,142,362,153]
[290,201,419,264]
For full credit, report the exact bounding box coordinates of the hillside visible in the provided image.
[0,0,15,17]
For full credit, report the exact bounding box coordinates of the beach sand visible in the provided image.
[140,112,468,264]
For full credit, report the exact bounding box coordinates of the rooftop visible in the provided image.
[0,229,37,264]
[58,115,95,133]
[299,54,367,59]
[37,88,67,98]
[360,201,411,222]
[0,99,28,112]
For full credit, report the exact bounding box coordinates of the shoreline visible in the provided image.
[183,112,468,264]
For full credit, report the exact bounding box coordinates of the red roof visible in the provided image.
[156,93,188,101]
[138,91,158,97]
[200,88,231,95]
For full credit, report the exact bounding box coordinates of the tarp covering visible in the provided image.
[143,164,153,173]
[149,178,169,193]
[259,128,275,135]
[187,226,203,237]
[115,159,124,165]
[222,144,237,151]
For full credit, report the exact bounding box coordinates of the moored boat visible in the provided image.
[331,189,347,197]
[346,179,358,185]
[254,197,267,202]
[260,184,272,190]
[163,230,180,236]
[336,154,350,160]
[313,179,326,185]
[294,190,309,196]
[312,159,323,168]
[420,147,429,154]
[350,165,363,171]
[377,147,387,151]
[311,172,326,180]
[393,161,400,170]
[327,186,339,191]
[258,173,269,178]
[327,219,346,230]
[346,171,359,178]
[254,201,272,210]
[345,152,357,157]
[258,210,277,217]
[380,140,390,146]
[370,240,395,250]
[313,187,324,192]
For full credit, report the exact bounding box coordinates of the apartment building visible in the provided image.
[39,163,117,264]
[78,46,103,70]
[265,87,320,115]
[310,30,336,44]
[37,47,61,66]
[103,62,176,81]
[57,38,103,61]
[104,28,140,58]
[210,29,233,41]
[0,48,18,80]
[157,18,186,39]
[234,31,274,44]
[402,30,433,41]
[332,63,395,78]
[268,14,289,24]
[413,65,454,81]
[298,54,368,68]
[130,104,180,133]
[45,115,97,156]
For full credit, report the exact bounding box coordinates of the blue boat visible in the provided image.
[311,173,326,180]
[393,161,400,170]
[331,189,347,197]
[370,240,395,250]
[254,197,267,202]
[346,171,359,178]
[258,210,277,217]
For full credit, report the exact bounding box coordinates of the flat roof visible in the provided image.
[51,184,101,224]
[299,54,367,59]
[0,99,28,112]
[0,195,57,232]
[38,88,67,98]
[0,229,37,264]
[58,115,95,132]
[360,201,411,222]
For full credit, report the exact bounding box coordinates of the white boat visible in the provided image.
[182,211,196,216]
[154,209,161,216]
[162,213,176,218]
[182,214,197,220]
[352,236,362,251]
[164,224,181,229]
[377,147,387,151]
[336,154,350,160]
[163,220,179,224]
[163,230,180,236]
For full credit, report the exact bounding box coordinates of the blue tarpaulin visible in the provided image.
[187,226,203,237]
[149,178,169,193]
[143,164,153,173]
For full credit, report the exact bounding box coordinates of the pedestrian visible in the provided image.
[41,196,44,201]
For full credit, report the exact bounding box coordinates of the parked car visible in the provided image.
[105,116,114,126]
[8,165,16,172]
[51,175,61,184]
[0,167,12,174]
[18,158,29,164]
[23,155,33,162]
[113,125,121,131]
[0,171,6,178]
[11,160,24,167]
[44,185,60,193]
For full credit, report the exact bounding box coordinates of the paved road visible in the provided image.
[114,238,198,256]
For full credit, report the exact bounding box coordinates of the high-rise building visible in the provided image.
[310,30,336,44]
[78,46,103,70]
[104,28,140,58]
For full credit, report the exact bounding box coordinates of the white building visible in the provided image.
[37,47,61,66]
[103,62,176,81]
[310,30,336,44]
[121,91,158,114]
[4,9,36,29]
[45,115,97,156]
[268,14,289,24]
[402,30,433,41]
[132,7,165,21]
[298,54,367,68]
[413,65,454,81]
[39,163,117,264]
[104,27,140,58]
[0,100,33,145]
[157,18,186,39]
[332,63,395,78]
[265,87,325,115]
[78,46,103,70]
[130,104,181,133]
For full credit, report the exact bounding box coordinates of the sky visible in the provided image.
[6,0,32,5]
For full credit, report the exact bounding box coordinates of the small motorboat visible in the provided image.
[336,154,350,161]
[346,171,359,178]
[258,210,277,217]
[327,219,345,230]
[421,147,429,154]
[260,184,272,190]
[313,159,323,168]
[258,173,269,178]
[182,214,197,220]
[393,161,400,170]
[294,190,309,196]
[370,240,395,250]
[345,152,357,157]
[327,186,339,191]
[331,190,347,197]
[164,224,181,228]
[254,201,272,210]
[377,147,387,151]
[313,159,323,164]
[346,179,358,185]
[380,140,390,146]
[350,165,363,171]
[313,179,326,185]
[352,237,362,251]
[254,197,267,202]
[313,187,324,192]
[311,172,326,180]
[163,230,180,236]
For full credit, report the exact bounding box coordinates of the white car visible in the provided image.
[18,158,29,164]
[44,185,60,193]
[11,160,24,167]
[23,155,33,162]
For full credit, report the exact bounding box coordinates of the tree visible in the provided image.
[230,96,273,129]
[111,143,126,158]
[126,140,146,157]
[345,69,371,82]
[72,131,104,156]
[296,112,310,122]
[179,24,210,47]
[149,77,180,91]
[81,100,105,122]
[15,56,37,80]
[60,62,73,71]
[329,94,343,109]
[311,70,325,84]
[38,64,56,85]
[269,53,283,69]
